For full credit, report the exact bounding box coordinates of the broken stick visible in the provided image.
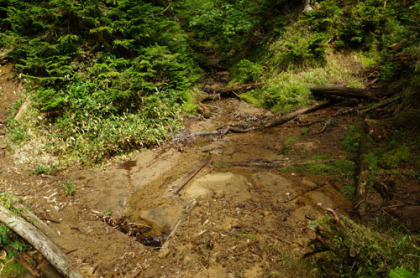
[174,155,211,195]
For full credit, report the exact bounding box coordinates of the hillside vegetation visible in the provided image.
[1,0,419,165]
[0,0,420,277]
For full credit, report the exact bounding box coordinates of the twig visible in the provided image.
[174,155,211,195]
[159,200,197,253]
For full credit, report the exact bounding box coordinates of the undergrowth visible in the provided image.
[307,214,420,278]
[1,0,200,164]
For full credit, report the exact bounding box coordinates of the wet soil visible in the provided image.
[0,64,419,277]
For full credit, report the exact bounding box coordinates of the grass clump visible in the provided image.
[1,260,27,278]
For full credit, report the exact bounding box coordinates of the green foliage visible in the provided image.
[271,32,328,70]
[389,268,420,278]
[58,179,74,196]
[1,0,201,163]
[5,120,29,145]
[300,128,309,136]
[0,222,29,260]
[342,123,363,153]
[309,215,420,277]
[240,82,310,113]
[281,159,355,177]
[231,59,264,84]
[1,260,28,278]
[32,163,61,175]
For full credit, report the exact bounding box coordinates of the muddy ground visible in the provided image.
[0,64,419,277]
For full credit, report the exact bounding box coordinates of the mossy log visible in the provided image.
[0,205,87,278]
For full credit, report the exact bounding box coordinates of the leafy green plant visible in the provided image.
[231,59,264,83]
[389,268,420,278]
[101,210,112,216]
[32,163,61,175]
[1,260,28,278]
[300,128,309,136]
[308,214,420,277]
[342,123,363,153]
[58,179,74,196]
[1,0,201,164]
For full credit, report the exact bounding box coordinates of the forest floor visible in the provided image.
[0,63,419,277]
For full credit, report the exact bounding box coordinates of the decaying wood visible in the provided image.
[174,155,211,195]
[353,122,369,215]
[310,86,379,100]
[0,205,87,278]
[265,100,337,128]
[202,83,264,94]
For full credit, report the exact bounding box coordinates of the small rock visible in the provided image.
[301,177,317,188]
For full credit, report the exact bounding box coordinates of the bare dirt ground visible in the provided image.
[0,63,419,277]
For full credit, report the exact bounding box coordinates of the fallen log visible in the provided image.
[0,205,87,278]
[13,203,58,239]
[202,83,264,95]
[175,100,337,141]
[310,86,379,100]
[265,100,337,128]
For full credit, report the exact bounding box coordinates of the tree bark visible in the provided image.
[0,205,87,278]
[13,203,58,239]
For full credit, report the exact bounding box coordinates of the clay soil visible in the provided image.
[0,64,419,278]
